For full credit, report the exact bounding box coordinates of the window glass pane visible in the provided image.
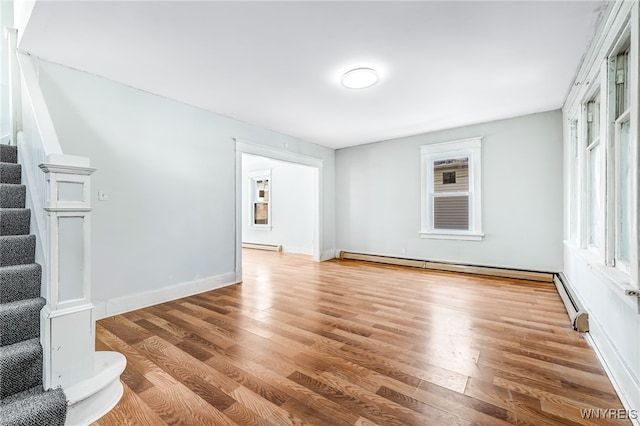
[256,179,269,201]
[588,144,601,248]
[570,120,578,243]
[433,157,469,193]
[615,52,628,117]
[254,202,268,225]
[618,120,631,262]
[433,195,469,230]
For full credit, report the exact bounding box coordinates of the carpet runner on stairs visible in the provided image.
[0,144,67,426]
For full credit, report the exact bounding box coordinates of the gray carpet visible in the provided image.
[0,298,45,346]
[0,145,17,164]
[0,163,21,185]
[1,208,31,236]
[0,184,26,208]
[0,264,42,303]
[0,235,36,267]
[0,147,67,425]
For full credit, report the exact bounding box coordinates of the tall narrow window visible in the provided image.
[420,137,483,240]
[249,170,271,229]
[569,119,579,243]
[612,45,631,271]
[585,93,601,251]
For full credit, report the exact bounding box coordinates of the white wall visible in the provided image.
[242,155,315,255]
[336,110,564,272]
[0,0,14,141]
[36,59,335,317]
[561,1,639,416]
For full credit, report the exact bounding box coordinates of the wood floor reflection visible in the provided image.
[92,249,628,425]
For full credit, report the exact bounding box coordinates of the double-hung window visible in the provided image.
[609,42,631,272]
[585,91,602,253]
[248,170,271,229]
[420,137,483,240]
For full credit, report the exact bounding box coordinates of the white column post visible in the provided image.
[39,155,96,390]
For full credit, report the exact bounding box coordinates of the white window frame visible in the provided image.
[419,137,483,241]
[568,117,580,245]
[606,31,632,274]
[582,87,604,255]
[248,169,272,230]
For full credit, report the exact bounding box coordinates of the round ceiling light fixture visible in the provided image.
[341,67,379,89]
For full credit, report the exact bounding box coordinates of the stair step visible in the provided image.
[0,163,21,185]
[0,235,36,267]
[0,386,67,426]
[0,208,31,236]
[0,145,18,164]
[0,338,43,398]
[0,264,42,303]
[0,184,26,208]
[0,297,46,347]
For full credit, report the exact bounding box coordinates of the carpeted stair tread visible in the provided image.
[0,264,42,303]
[0,184,26,208]
[0,235,36,267]
[0,208,31,236]
[0,386,67,426]
[0,163,21,185]
[0,146,68,423]
[0,297,46,346]
[0,145,17,164]
[0,338,43,398]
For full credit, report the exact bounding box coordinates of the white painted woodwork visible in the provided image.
[562,2,640,422]
[8,34,125,422]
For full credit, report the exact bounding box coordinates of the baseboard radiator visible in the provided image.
[553,273,589,332]
[338,251,555,283]
[242,242,282,252]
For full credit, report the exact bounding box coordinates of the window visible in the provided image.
[569,118,579,243]
[249,170,271,229]
[420,137,483,240]
[584,91,602,252]
[610,43,631,272]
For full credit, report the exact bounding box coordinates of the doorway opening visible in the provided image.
[234,139,322,280]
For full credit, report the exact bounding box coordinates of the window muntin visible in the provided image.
[420,137,482,240]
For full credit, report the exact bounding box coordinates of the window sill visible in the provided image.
[564,241,637,310]
[249,225,272,231]
[418,230,484,241]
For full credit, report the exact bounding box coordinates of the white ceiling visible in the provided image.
[20,1,604,149]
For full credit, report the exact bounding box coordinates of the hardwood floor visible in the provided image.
[92,250,629,425]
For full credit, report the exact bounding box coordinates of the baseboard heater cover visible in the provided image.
[242,242,282,252]
[338,251,554,283]
[554,273,589,332]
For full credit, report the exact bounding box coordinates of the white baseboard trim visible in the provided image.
[93,272,239,319]
[282,245,313,256]
[320,249,336,261]
[585,320,640,425]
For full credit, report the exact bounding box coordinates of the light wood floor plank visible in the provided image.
[93,250,630,425]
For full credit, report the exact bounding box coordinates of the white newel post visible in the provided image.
[39,155,97,390]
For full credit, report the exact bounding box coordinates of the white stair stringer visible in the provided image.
[63,351,127,426]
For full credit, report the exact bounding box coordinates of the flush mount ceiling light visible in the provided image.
[341,67,379,89]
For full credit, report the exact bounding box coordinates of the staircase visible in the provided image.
[0,144,68,426]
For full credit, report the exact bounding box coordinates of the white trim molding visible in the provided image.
[93,272,239,320]
[234,138,325,263]
[419,137,483,241]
